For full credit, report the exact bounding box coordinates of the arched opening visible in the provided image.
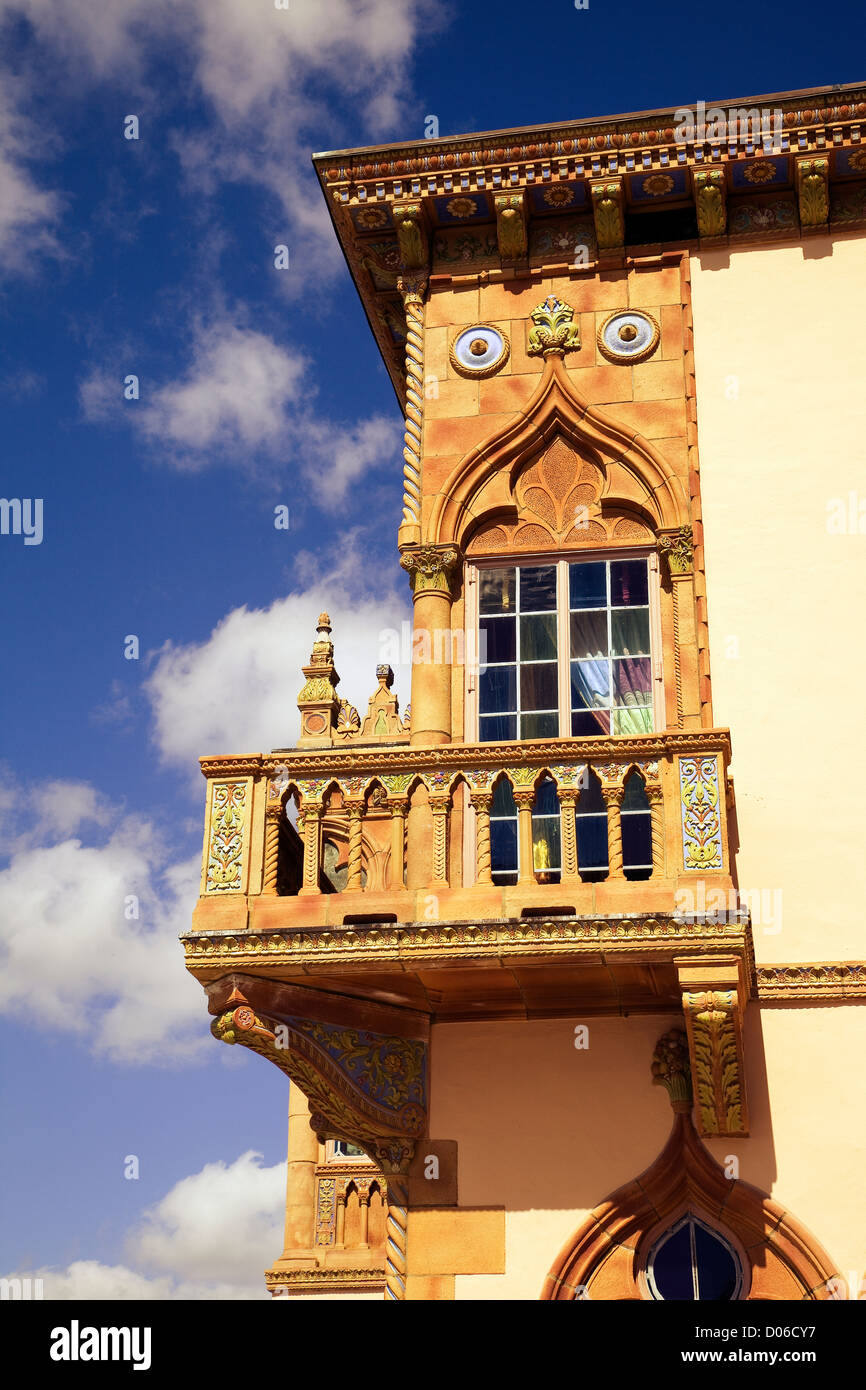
[621,768,652,881]
[576,770,608,881]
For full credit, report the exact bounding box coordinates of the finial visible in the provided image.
[652,1028,692,1110]
[317,611,331,634]
[376,664,395,688]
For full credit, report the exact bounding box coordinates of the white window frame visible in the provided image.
[464,546,665,744]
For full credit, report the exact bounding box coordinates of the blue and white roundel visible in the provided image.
[450,325,509,375]
[598,311,659,363]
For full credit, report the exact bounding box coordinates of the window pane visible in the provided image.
[532,816,561,872]
[576,774,604,814]
[572,709,610,735]
[491,779,517,816]
[613,707,653,735]
[569,561,607,609]
[576,815,608,871]
[572,659,610,708]
[520,661,558,711]
[518,565,557,611]
[610,558,648,607]
[570,609,608,660]
[611,607,650,657]
[480,615,515,664]
[520,612,557,661]
[491,818,517,873]
[480,666,516,715]
[622,772,649,810]
[534,777,559,815]
[479,567,515,613]
[694,1225,739,1301]
[480,713,516,742]
[613,656,651,705]
[622,811,652,868]
[521,711,558,739]
[651,1223,694,1300]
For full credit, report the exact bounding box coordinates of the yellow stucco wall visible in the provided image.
[430,1009,866,1300]
[691,234,866,962]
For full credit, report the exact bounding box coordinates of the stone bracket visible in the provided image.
[392,200,429,271]
[692,167,727,239]
[208,978,428,1171]
[494,190,528,261]
[590,177,625,252]
[676,956,749,1137]
[795,156,830,230]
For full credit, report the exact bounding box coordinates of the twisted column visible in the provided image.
[602,785,625,879]
[397,276,427,545]
[298,803,323,896]
[389,799,407,889]
[558,789,580,883]
[514,790,535,885]
[430,798,449,887]
[346,804,363,891]
[384,1174,409,1301]
[470,794,493,885]
[263,805,281,894]
[647,785,665,875]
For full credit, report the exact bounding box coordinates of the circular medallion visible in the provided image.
[597,310,660,364]
[449,324,510,377]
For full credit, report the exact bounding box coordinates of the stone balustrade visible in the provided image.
[195,730,733,929]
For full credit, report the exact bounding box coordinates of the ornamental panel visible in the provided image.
[678,756,723,871]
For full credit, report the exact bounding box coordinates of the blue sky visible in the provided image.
[1,0,862,1298]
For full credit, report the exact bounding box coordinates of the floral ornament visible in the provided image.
[542,183,574,207]
[849,149,866,173]
[356,206,389,229]
[446,196,478,219]
[642,173,674,197]
[744,160,777,184]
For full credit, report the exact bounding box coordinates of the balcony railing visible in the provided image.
[194,730,734,929]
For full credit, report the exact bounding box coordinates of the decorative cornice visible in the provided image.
[265,1266,385,1291]
[199,728,733,781]
[757,962,866,1001]
[184,912,754,981]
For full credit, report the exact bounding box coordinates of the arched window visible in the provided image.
[490,778,518,885]
[646,1214,742,1301]
[621,770,652,881]
[576,770,608,881]
[531,775,561,883]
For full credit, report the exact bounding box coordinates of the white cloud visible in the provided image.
[145,529,411,777]
[0,82,63,272]
[79,318,400,488]
[0,780,205,1062]
[4,1150,285,1299]
[0,0,434,271]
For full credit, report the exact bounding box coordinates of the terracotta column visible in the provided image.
[282,1084,319,1253]
[647,784,665,875]
[389,799,407,888]
[603,785,625,879]
[358,1189,370,1250]
[335,1188,347,1248]
[298,803,323,896]
[558,789,580,884]
[263,804,281,894]
[400,545,459,746]
[345,804,363,891]
[515,790,535,885]
[429,797,450,888]
[470,793,493,885]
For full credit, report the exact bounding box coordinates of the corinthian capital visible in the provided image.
[400,544,460,595]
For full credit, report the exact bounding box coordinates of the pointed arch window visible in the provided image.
[645,1214,743,1301]
[470,551,662,743]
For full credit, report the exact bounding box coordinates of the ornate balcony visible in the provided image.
[184,728,753,1029]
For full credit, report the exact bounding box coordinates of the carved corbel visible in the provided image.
[692,167,727,238]
[676,958,749,1137]
[590,178,625,252]
[795,157,830,229]
[494,191,528,261]
[392,201,429,271]
[211,987,428,1300]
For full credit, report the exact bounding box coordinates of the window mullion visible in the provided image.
[558,559,570,737]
